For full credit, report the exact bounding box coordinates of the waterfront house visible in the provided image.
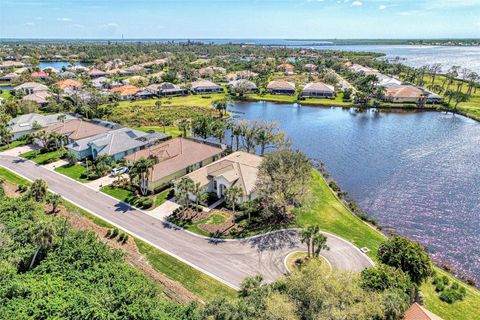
[182,151,262,204]
[301,82,335,98]
[0,61,25,69]
[125,137,224,192]
[0,72,19,82]
[147,82,188,97]
[384,85,425,103]
[67,128,170,161]
[9,113,76,140]
[304,63,317,73]
[266,80,296,95]
[14,82,48,95]
[191,80,224,94]
[228,79,258,94]
[236,70,258,80]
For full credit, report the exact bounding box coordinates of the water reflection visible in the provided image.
[229,101,480,283]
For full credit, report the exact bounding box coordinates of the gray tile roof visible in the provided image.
[9,113,76,133]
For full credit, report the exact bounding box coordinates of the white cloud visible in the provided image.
[379,5,387,10]
[71,24,85,28]
[57,17,72,22]
[24,22,35,26]
[102,22,119,28]
[352,1,363,6]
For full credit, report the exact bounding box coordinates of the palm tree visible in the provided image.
[191,181,206,216]
[444,89,456,106]
[224,186,243,214]
[213,99,228,118]
[453,92,470,112]
[46,193,62,214]
[129,156,158,195]
[312,233,329,258]
[299,225,329,258]
[28,179,48,202]
[175,177,195,214]
[29,220,56,269]
[300,226,315,257]
[177,118,190,138]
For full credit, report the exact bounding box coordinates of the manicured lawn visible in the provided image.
[101,185,135,203]
[245,93,298,103]
[0,140,27,152]
[295,170,479,320]
[20,149,65,165]
[136,126,185,137]
[155,187,173,207]
[55,164,87,182]
[295,170,385,259]
[135,239,236,301]
[301,93,353,107]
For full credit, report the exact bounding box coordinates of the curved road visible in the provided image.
[0,154,373,289]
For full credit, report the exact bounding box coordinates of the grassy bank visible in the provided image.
[136,125,184,137]
[295,170,479,319]
[20,149,65,165]
[0,166,235,302]
[135,239,236,301]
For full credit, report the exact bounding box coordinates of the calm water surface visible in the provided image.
[230,101,480,283]
[39,61,84,71]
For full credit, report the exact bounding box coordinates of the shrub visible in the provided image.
[439,288,465,303]
[110,228,119,239]
[17,184,29,193]
[122,234,129,244]
[138,197,153,209]
[105,229,111,238]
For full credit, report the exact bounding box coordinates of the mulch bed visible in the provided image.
[198,209,236,235]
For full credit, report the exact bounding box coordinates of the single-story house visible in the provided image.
[348,64,379,76]
[377,75,402,88]
[134,89,156,100]
[236,70,258,80]
[191,80,224,94]
[56,79,83,91]
[384,85,426,103]
[266,80,296,95]
[67,128,170,161]
[0,72,19,82]
[92,76,110,89]
[14,82,48,95]
[228,79,258,94]
[301,82,335,98]
[152,83,189,96]
[9,113,76,140]
[182,151,263,204]
[88,68,107,78]
[0,61,25,69]
[111,85,141,100]
[23,91,51,107]
[42,119,112,145]
[125,137,224,192]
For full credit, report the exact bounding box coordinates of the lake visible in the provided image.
[229,101,480,284]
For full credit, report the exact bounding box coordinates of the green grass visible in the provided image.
[295,170,480,320]
[0,167,29,185]
[155,187,173,207]
[245,93,298,103]
[136,126,184,138]
[0,140,27,152]
[135,239,236,302]
[301,93,354,107]
[55,164,87,182]
[295,170,385,259]
[20,149,65,165]
[101,185,135,202]
[113,95,227,109]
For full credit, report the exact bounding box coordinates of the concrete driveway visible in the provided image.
[0,144,37,156]
[0,154,374,289]
[85,174,125,191]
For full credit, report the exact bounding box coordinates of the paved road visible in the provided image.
[0,154,373,289]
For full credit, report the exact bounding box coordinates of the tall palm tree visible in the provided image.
[29,220,56,269]
[175,177,195,214]
[300,226,315,257]
[46,193,62,214]
[129,156,158,195]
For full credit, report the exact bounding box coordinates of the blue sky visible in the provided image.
[1,0,479,39]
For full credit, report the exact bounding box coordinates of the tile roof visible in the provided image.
[126,137,223,182]
[267,80,295,90]
[303,82,335,93]
[43,119,112,141]
[404,303,443,320]
[9,113,75,133]
[111,85,141,96]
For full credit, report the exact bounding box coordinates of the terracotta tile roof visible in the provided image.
[111,85,141,96]
[277,63,294,70]
[126,138,223,182]
[303,82,335,93]
[43,119,112,141]
[56,79,83,90]
[31,71,49,77]
[404,303,443,320]
[386,85,424,99]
